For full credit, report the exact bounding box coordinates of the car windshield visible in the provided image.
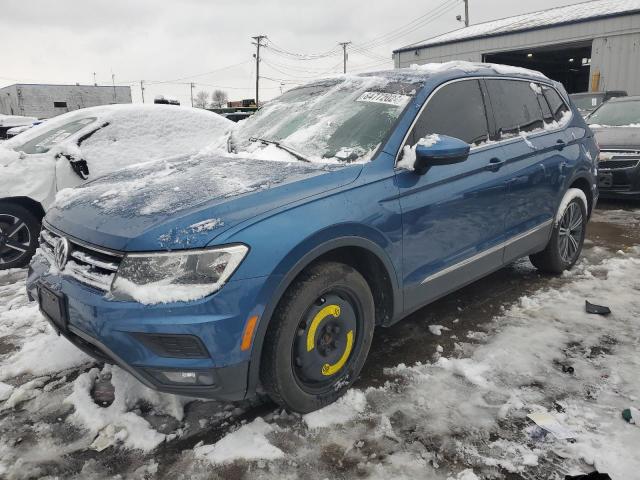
[571,94,604,111]
[587,100,640,127]
[234,75,421,162]
[13,117,97,154]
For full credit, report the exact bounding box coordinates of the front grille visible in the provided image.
[40,228,122,291]
[599,150,640,170]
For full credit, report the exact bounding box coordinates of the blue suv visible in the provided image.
[27,64,598,413]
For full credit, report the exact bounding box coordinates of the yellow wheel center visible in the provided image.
[305,304,354,377]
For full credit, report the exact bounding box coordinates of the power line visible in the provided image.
[354,0,461,50]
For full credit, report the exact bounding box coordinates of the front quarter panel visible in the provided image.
[0,153,57,209]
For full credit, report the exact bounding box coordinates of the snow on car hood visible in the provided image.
[45,152,360,251]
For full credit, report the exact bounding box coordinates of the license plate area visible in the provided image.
[598,172,613,188]
[39,285,68,332]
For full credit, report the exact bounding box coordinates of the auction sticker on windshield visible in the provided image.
[356,92,411,107]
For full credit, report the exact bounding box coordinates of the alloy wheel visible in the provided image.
[558,202,584,264]
[0,214,32,266]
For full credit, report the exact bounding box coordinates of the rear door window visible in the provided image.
[408,79,490,147]
[485,79,545,139]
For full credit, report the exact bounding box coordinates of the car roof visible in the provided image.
[361,61,549,84]
[608,95,640,103]
[570,92,606,97]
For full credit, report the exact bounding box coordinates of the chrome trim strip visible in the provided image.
[70,250,119,272]
[43,223,124,258]
[420,219,553,285]
[394,76,573,166]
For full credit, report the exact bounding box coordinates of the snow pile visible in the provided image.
[304,389,368,429]
[0,333,90,381]
[194,417,284,464]
[66,364,189,451]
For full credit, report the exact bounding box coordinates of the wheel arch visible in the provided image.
[0,196,45,221]
[246,233,402,397]
[567,175,594,217]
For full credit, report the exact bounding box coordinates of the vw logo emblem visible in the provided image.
[53,237,70,270]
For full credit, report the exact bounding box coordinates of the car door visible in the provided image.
[395,78,511,313]
[483,79,570,263]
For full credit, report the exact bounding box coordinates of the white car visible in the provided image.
[0,104,234,269]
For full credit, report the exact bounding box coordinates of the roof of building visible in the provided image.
[0,83,131,90]
[394,0,640,53]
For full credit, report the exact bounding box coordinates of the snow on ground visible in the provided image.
[0,207,639,479]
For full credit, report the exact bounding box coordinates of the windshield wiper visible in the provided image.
[249,137,311,163]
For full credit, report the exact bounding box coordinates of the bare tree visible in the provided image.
[194,90,209,109]
[211,89,229,108]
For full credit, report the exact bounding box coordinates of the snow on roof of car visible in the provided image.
[0,114,38,127]
[395,0,640,52]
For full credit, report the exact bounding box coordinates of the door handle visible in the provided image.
[555,139,567,151]
[486,157,505,172]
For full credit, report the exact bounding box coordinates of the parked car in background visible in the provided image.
[0,104,233,269]
[223,111,254,122]
[0,114,39,139]
[587,96,640,199]
[27,63,598,413]
[6,120,44,138]
[570,90,627,117]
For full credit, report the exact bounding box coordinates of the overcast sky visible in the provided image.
[2,0,584,105]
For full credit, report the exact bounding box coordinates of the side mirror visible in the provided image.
[413,135,470,175]
[57,152,90,180]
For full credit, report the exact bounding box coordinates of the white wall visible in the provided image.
[0,84,132,118]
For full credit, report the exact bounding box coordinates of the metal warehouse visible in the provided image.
[393,0,640,94]
[0,83,132,119]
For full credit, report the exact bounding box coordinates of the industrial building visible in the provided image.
[393,0,640,94]
[0,83,132,119]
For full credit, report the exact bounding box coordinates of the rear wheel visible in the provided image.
[530,196,586,274]
[260,262,375,413]
[0,204,41,270]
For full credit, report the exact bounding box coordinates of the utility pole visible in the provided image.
[339,41,351,74]
[190,82,195,107]
[252,35,267,107]
[464,0,469,27]
[111,73,116,103]
[140,80,145,103]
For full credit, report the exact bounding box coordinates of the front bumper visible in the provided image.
[597,160,640,199]
[27,254,269,401]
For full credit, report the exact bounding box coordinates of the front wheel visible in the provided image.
[530,193,587,274]
[0,204,41,270]
[260,262,375,413]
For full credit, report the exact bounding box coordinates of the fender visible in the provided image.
[244,231,402,398]
[563,169,597,216]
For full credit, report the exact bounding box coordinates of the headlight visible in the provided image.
[110,244,248,304]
